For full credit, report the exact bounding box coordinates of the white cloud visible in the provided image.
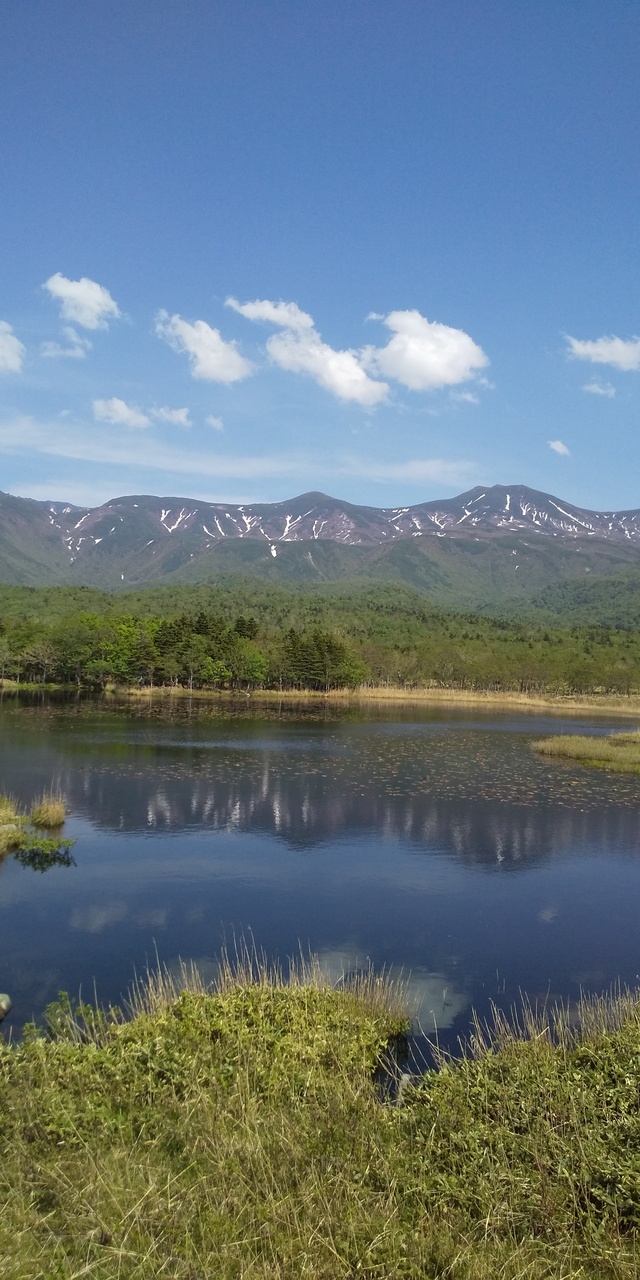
[0,321,25,373]
[228,295,488,403]
[206,415,224,431]
[267,327,389,405]
[582,380,615,398]
[93,398,150,429]
[362,310,489,390]
[226,296,313,331]
[155,310,253,383]
[41,326,92,360]
[43,273,121,330]
[451,390,479,404]
[151,406,191,426]
[566,333,640,371]
[548,439,570,456]
[228,295,388,404]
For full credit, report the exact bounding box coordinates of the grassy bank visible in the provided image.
[11,676,640,717]
[533,729,640,772]
[3,963,640,1277]
[117,681,640,717]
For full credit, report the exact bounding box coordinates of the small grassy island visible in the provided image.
[3,965,640,1278]
[0,792,73,871]
[533,729,640,774]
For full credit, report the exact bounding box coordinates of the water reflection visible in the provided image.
[2,735,640,871]
[2,699,640,1043]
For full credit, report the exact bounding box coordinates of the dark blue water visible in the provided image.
[2,695,640,1052]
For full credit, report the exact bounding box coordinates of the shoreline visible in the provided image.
[117,684,640,717]
[3,678,640,717]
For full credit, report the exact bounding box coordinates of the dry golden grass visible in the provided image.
[0,824,22,854]
[30,791,66,827]
[0,793,19,823]
[117,682,640,717]
[533,730,640,773]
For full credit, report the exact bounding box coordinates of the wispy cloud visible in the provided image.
[43,273,121,330]
[206,415,224,431]
[0,414,303,479]
[451,390,479,404]
[151,406,191,426]
[0,321,25,373]
[41,326,92,360]
[566,333,640,371]
[339,456,476,485]
[0,414,474,493]
[93,398,150,429]
[226,297,313,331]
[548,439,570,456]
[156,310,253,383]
[582,380,615,398]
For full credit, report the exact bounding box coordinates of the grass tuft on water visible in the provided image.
[0,792,73,864]
[0,794,23,853]
[3,956,640,1278]
[533,728,640,773]
[30,791,67,828]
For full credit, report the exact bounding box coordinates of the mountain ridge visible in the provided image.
[2,483,640,605]
[35,483,640,554]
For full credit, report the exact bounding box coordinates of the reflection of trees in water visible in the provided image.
[45,759,640,870]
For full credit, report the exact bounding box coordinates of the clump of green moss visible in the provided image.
[533,729,640,773]
[2,962,640,1278]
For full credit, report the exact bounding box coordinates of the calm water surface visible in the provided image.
[2,695,640,1051]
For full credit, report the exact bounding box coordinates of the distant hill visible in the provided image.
[2,483,640,615]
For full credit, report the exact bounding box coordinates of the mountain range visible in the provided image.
[4,483,640,612]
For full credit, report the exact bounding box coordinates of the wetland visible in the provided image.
[2,694,640,1047]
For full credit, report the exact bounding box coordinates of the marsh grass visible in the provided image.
[533,729,640,773]
[0,794,23,854]
[0,791,72,864]
[30,791,66,827]
[0,792,19,822]
[3,952,640,1278]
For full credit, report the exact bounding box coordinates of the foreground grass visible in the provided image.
[533,729,640,773]
[3,966,640,1278]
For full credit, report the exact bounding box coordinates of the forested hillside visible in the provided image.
[525,566,640,630]
[2,581,640,695]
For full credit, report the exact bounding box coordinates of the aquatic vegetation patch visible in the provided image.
[30,791,66,828]
[2,966,640,1277]
[533,729,640,773]
[0,792,73,866]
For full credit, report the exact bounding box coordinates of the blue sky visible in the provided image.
[1,1,639,510]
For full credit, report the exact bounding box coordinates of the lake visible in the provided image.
[2,694,640,1055]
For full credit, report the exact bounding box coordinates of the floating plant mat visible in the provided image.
[533,730,640,775]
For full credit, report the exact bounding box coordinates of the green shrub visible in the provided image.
[2,969,640,1277]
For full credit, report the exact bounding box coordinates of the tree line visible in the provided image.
[0,611,367,692]
[1,600,640,694]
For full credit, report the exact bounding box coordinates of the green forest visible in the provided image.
[1,580,640,694]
